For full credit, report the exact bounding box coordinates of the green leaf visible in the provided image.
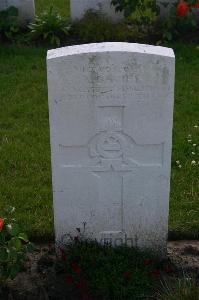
[8,237,22,250]
[0,247,8,262]
[54,36,60,46]
[18,233,28,243]
[9,264,20,279]
[26,242,36,253]
[44,32,49,39]
[9,224,20,236]
[8,248,18,261]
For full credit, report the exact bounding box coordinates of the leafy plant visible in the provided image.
[111,0,140,16]
[112,0,159,38]
[127,0,159,33]
[162,4,197,42]
[0,6,20,42]
[57,237,174,299]
[73,10,132,43]
[28,6,71,46]
[0,206,35,288]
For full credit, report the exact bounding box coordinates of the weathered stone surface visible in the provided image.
[70,0,123,21]
[0,0,35,24]
[47,42,175,255]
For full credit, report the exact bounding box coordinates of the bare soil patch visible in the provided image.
[2,240,199,300]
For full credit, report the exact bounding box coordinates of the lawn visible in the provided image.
[0,46,52,239]
[0,1,198,240]
[169,43,199,238]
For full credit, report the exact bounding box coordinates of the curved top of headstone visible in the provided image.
[47,42,175,60]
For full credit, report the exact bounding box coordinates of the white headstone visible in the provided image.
[0,0,35,24]
[47,42,175,255]
[70,0,123,21]
[157,0,176,17]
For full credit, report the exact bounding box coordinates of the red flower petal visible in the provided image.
[123,271,132,279]
[60,248,68,261]
[152,269,161,276]
[164,266,174,273]
[79,290,89,300]
[66,275,74,285]
[176,0,190,16]
[76,280,87,291]
[144,259,153,266]
[76,282,83,289]
[0,218,5,231]
[72,262,82,274]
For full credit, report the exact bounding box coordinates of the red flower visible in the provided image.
[76,280,87,290]
[151,269,161,276]
[60,248,68,261]
[66,275,74,285]
[123,271,132,279]
[164,266,174,273]
[72,262,82,274]
[0,218,5,231]
[176,0,190,16]
[144,259,153,266]
[76,280,88,299]
[80,291,89,300]
[62,254,68,261]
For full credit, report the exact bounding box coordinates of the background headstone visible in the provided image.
[0,0,35,24]
[157,0,176,18]
[70,0,123,21]
[47,42,175,255]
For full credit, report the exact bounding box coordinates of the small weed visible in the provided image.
[158,275,199,300]
[28,6,71,46]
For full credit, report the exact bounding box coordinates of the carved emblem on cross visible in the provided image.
[60,105,164,236]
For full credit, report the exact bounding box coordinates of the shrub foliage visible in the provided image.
[0,207,34,287]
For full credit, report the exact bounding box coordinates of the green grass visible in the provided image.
[0,46,52,238]
[35,0,70,17]
[0,43,198,240]
[169,43,199,238]
[158,276,199,300]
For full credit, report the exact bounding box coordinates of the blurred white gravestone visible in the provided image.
[156,0,177,17]
[70,0,123,21]
[0,0,35,24]
[47,42,175,255]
